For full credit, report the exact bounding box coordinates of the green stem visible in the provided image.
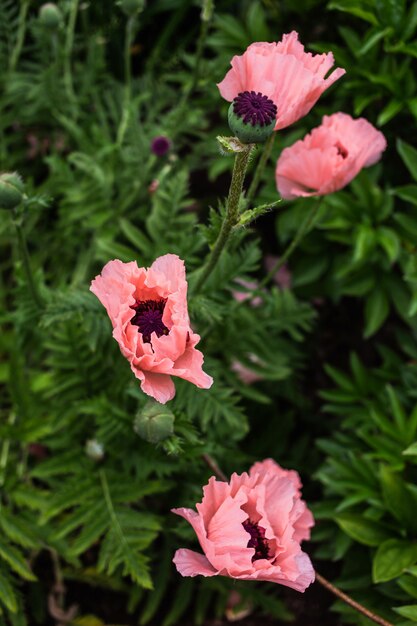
[63,0,79,112]
[117,15,136,146]
[9,0,30,72]
[246,132,276,203]
[259,198,322,289]
[190,14,210,94]
[316,573,394,626]
[192,146,253,295]
[12,210,43,309]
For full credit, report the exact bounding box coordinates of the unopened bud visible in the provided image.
[228,91,277,144]
[39,3,62,29]
[85,439,104,461]
[119,0,146,16]
[134,401,174,443]
[0,172,25,210]
[201,0,214,21]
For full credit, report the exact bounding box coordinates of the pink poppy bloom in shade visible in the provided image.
[264,255,292,290]
[217,31,345,131]
[90,255,213,404]
[231,353,264,385]
[232,278,263,307]
[172,458,315,591]
[276,113,387,199]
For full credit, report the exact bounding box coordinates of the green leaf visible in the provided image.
[377,227,400,263]
[373,540,417,583]
[119,218,153,256]
[403,442,417,456]
[364,289,389,338]
[380,465,417,533]
[358,27,391,56]
[0,569,17,613]
[0,512,39,550]
[353,224,376,263]
[0,539,36,581]
[328,0,378,24]
[376,0,405,27]
[397,139,417,182]
[335,513,391,546]
[394,185,417,206]
[394,605,417,620]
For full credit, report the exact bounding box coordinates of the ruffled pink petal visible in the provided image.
[246,551,315,591]
[149,254,187,294]
[170,333,213,389]
[276,144,338,198]
[140,371,176,404]
[276,113,386,199]
[293,503,315,543]
[173,549,218,577]
[172,507,209,549]
[249,458,302,490]
[197,476,232,526]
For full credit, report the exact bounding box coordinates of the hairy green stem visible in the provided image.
[9,0,30,72]
[12,211,43,309]
[117,15,136,146]
[246,132,276,203]
[201,454,394,626]
[189,9,211,94]
[259,198,322,289]
[192,146,253,295]
[63,0,80,111]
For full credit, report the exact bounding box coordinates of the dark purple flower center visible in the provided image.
[233,91,277,127]
[242,518,270,561]
[151,136,171,157]
[335,142,348,158]
[131,299,169,343]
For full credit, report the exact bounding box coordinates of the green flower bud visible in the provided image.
[39,3,62,29]
[119,0,146,16]
[228,91,277,144]
[0,172,25,210]
[85,439,104,461]
[134,401,174,444]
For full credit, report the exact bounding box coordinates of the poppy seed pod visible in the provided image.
[134,402,175,443]
[0,172,25,210]
[39,3,62,29]
[228,92,277,144]
[119,0,146,16]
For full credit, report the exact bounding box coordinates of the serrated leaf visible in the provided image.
[0,569,17,613]
[0,540,36,581]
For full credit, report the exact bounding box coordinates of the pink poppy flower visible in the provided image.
[217,31,345,131]
[90,255,213,404]
[231,353,264,385]
[276,112,387,199]
[172,458,315,591]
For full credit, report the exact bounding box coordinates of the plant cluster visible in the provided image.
[1,0,417,625]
